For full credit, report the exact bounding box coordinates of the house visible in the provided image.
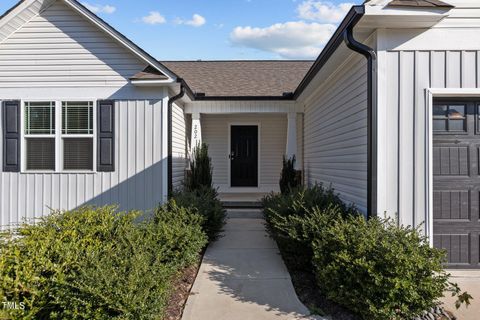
[0,0,479,268]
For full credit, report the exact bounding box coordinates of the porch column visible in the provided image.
[286,112,297,164]
[191,112,202,154]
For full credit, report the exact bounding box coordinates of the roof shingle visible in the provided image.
[387,0,454,8]
[161,60,314,97]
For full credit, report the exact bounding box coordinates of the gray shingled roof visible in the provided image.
[161,60,314,97]
[130,66,169,80]
[387,0,453,8]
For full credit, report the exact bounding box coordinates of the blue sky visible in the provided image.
[0,0,362,60]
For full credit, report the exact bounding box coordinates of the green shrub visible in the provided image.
[0,204,207,320]
[263,185,471,319]
[187,142,213,191]
[262,184,357,270]
[279,155,300,194]
[305,210,454,320]
[173,186,226,242]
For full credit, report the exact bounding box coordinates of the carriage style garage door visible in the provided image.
[433,99,480,268]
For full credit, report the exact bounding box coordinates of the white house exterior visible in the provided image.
[1,0,479,268]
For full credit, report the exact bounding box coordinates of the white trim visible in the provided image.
[428,88,480,96]
[161,89,169,202]
[131,80,176,86]
[20,98,98,174]
[227,122,261,189]
[62,0,177,82]
[425,88,480,247]
[184,102,298,114]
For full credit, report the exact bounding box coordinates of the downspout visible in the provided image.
[343,24,377,219]
[167,79,186,199]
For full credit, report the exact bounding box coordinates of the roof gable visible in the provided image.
[0,0,176,82]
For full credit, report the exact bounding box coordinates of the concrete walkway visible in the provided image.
[440,270,480,320]
[182,209,321,320]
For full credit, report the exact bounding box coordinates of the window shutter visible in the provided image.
[2,100,21,172]
[97,100,115,172]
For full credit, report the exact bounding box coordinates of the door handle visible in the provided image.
[229,153,235,160]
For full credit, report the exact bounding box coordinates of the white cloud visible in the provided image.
[82,2,116,14]
[142,11,167,25]
[297,1,354,23]
[230,21,336,59]
[175,14,206,27]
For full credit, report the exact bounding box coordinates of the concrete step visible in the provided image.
[221,200,263,209]
[226,209,263,219]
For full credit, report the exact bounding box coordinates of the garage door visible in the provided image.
[433,99,480,268]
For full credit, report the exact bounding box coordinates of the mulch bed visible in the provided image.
[164,260,201,320]
[282,259,360,320]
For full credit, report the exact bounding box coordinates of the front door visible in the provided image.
[230,125,258,187]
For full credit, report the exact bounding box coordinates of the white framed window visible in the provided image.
[62,102,94,171]
[22,100,96,172]
[24,101,56,171]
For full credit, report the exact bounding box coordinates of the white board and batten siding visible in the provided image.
[0,0,170,227]
[376,4,480,230]
[0,99,167,227]
[301,51,368,213]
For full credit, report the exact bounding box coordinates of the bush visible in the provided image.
[173,185,226,242]
[187,142,213,191]
[0,204,207,320]
[263,185,470,319]
[279,155,300,194]
[262,184,357,270]
[307,210,453,320]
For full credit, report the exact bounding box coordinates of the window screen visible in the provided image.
[26,138,55,170]
[63,138,93,170]
[62,102,93,134]
[25,102,55,135]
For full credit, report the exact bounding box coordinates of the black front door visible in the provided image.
[230,125,258,187]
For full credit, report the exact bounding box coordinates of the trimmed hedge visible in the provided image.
[263,185,469,320]
[0,203,207,320]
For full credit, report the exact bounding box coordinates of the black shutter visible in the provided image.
[97,100,115,172]
[2,100,21,172]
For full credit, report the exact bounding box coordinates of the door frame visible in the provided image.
[228,122,261,189]
[426,88,480,248]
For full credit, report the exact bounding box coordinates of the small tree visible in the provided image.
[187,142,213,191]
[279,155,300,195]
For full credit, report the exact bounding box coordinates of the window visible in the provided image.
[23,101,95,172]
[433,103,467,132]
[62,102,94,171]
[24,102,55,170]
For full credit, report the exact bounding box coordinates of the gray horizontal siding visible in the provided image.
[304,53,368,212]
[0,99,165,227]
[172,102,187,190]
[0,0,146,87]
[0,0,55,43]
